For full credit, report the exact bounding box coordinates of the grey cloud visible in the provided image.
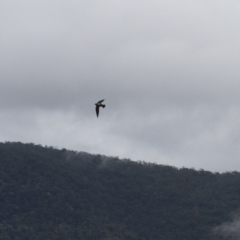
[0,1,240,172]
[1,0,240,110]
[214,216,240,239]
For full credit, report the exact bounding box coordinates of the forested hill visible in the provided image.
[0,142,239,239]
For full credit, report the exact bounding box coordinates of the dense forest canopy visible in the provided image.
[0,142,239,239]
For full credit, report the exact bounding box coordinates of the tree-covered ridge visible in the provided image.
[0,142,239,239]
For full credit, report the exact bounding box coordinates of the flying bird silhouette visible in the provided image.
[95,99,105,117]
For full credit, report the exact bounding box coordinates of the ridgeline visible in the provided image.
[0,142,239,239]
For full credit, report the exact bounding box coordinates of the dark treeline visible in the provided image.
[0,142,239,239]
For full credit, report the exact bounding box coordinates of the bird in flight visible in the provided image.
[95,99,105,117]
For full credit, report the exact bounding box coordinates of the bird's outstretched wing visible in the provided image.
[97,99,105,104]
[95,106,99,117]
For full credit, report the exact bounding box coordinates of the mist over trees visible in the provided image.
[0,142,239,239]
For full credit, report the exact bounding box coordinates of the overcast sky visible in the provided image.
[1,0,240,172]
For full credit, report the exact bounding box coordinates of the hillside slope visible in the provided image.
[0,142,239,239]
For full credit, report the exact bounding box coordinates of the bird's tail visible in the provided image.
[102,104,105,108]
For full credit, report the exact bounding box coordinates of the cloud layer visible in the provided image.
[1,1,240,172]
